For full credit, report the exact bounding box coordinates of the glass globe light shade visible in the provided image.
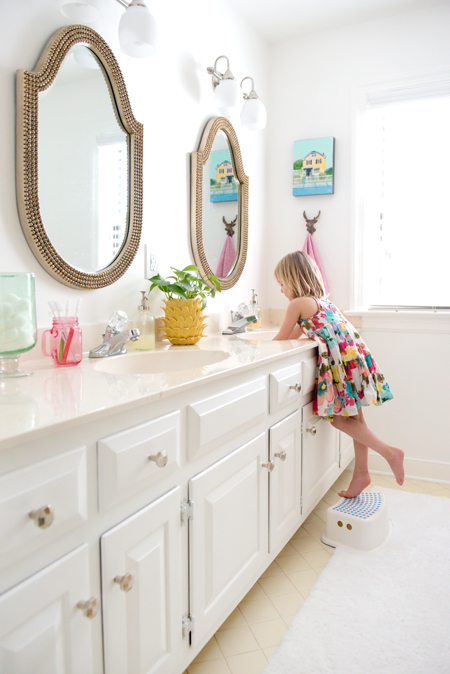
[119,2,157,58]
[240,98,267,131]
[214,79,241,116]
[59,0,101,23]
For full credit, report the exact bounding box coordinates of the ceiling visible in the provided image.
[227,0,448,43]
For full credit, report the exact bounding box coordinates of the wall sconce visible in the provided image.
[240,77,267,131]
[207,56,266,130]
[207,56,241,117]
[58,0,157,58]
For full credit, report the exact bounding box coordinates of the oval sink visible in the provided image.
[93,348,230,375]
[236,330,278,341]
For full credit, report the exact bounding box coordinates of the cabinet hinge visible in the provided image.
[182,613,194,643]
[180,499,194,525]
[300,495,303,515]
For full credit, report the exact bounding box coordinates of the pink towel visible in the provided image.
[302,232,330,295]
[216,236,236,278]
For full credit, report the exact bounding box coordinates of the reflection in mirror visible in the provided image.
[38,45,129,273]
[202,130,240,279]
[16,25,143,289]
[191,118,248,291]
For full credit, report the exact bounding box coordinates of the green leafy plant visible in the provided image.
[148,265,221,308]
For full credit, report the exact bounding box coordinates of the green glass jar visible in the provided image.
[0,273,37,377]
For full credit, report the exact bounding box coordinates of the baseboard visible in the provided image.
[363,453,450,485]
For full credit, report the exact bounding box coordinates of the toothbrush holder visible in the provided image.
[42,317,82,367]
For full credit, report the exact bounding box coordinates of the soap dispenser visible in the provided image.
[247,289,262,331]
[133,292,155,350]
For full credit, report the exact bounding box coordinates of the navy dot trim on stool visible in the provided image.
[332,492,383,519]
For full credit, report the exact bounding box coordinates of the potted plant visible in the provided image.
[148,265,221,345]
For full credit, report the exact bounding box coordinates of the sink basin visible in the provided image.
[93,349,229,375]
[236,330,278,341]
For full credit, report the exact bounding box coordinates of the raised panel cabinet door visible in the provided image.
[0,544,98,674]
[269,410,302,552]
[101,487,182,674]
[188,433,268,646]
[301,402,339,517]
[340,430,354,470]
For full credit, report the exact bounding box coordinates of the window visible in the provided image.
[357,76,450,308]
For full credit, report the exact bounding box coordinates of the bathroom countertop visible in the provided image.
[0,331,316,450]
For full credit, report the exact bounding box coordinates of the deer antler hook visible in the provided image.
[223,216,237,237]
[303,211,321,235]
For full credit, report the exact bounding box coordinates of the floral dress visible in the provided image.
[299,298,393,418]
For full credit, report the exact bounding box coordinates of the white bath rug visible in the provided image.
[263,487,450,674]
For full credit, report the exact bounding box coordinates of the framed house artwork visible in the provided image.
[293,137,335,196]
[210,149,238,202]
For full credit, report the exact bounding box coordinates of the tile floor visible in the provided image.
[183,470,450,674]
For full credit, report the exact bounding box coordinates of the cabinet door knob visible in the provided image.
[77,597,99,618]
[274,450,287,461]
[114,572,134,592]
[148,451,168,468]
[289,383,302,392]
[306,426,317,436]
[29,505,54,529]
[261,461,275,472]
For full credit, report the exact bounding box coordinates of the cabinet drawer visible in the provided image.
[187,377,267,459]
[269,356,317,413]
[0,447,87,566]
[269,363,303,413]
[98,411,180,511]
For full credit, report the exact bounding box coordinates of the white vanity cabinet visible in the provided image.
[0,339,355,674]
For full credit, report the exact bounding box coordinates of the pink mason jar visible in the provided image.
[42,317,82,367]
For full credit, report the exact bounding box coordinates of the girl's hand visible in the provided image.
[273,296,318,340]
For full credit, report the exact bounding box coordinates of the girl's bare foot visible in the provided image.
[338,473,371,498]
[387,447,405,486]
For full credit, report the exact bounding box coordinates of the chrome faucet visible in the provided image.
[222,314,258,335]
[89,311,140,358]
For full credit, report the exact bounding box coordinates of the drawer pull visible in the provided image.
[114,572,134,592]
[77,597,99,619]
[148,451,168,468]
[306,426,317,436]
[262,461,275,472]
[274,450,287,461]
[29,505,54,529]
[289,383,302,393]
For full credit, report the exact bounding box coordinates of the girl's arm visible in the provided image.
[273,298,305,340]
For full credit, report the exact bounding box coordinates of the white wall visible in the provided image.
[0,0,268,327]
[266,3,450,481]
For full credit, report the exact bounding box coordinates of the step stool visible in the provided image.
[321,492,391,551]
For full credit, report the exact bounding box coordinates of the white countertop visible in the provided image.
[0,331,316,450]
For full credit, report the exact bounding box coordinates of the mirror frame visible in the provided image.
[191,117,248,290]
[16,25,143,289]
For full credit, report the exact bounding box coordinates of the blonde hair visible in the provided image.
[274,251,326,299]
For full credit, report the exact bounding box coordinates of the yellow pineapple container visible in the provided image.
[161,298,208,345]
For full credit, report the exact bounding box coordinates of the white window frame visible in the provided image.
[351,68,450,313]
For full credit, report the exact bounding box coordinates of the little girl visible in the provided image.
[273,251,404,498]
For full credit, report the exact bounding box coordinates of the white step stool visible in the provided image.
[321,492,391,551]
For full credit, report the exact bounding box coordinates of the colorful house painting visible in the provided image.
[210,150,238,202]
[293,137,335,196]
[302,151,326,176]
